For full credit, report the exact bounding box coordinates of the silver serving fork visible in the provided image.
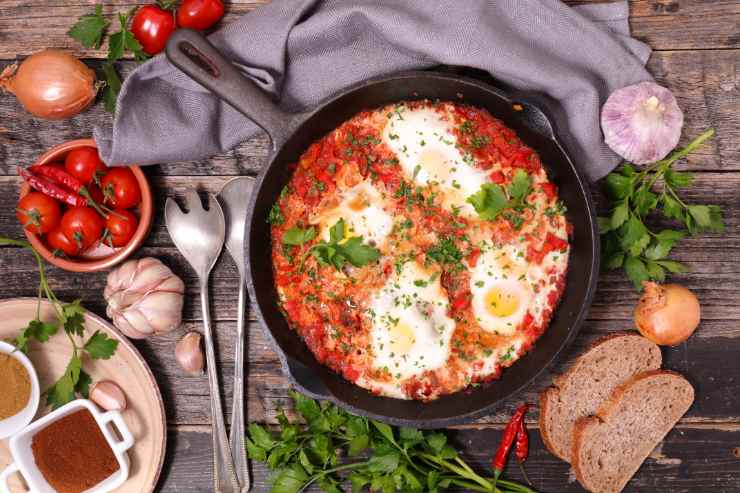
[165,190,239,493]
[218,177,252,492]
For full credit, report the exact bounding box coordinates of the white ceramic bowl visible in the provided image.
[0,399,134,493]
[0,341,40,440]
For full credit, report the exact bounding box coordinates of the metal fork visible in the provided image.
[218,177,252,492]
[165,190,239,493]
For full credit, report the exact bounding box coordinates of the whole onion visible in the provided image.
[601,81,684,164]
[0,49,97,120]
[104,257,185,339]
[634,282,700,346]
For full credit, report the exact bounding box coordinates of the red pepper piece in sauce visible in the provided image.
[492,403,530,488]
[19,168,87,208]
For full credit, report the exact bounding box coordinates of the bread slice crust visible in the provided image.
[571,370,694,493]
[539,333,662,462]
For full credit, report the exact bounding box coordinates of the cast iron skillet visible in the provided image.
[166,29,600,428]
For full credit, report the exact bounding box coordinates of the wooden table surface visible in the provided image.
[0,1,738,492]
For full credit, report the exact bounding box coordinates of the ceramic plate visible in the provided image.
[0,298,166,492]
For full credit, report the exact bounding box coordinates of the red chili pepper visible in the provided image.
[515,418,532,486]
[19,168,87,207]
[492,403,530,487]
[29,165,85,193]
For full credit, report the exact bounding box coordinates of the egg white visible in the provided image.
[382,106,488,218]
[368,260,455,381]
[309,180,393,248]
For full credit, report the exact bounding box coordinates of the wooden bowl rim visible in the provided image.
[19,138,153,273]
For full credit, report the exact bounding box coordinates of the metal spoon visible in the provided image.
[218,177,252,492]
[165,190,239,493]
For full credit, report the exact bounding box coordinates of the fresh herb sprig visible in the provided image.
[599,129,723,290]
[282,219,380,271]
[68,4,148,112]
[467,170,532,225]
[247,391,537,493]
[0,237,118,409]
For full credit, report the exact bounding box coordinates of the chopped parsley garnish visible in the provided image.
[545,200,568,217]
[267,203,284,225]
[427,236,463,270]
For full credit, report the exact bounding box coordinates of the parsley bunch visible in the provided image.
[247,392,537,493]
[68,4,149,112]
[1,237,118,409]
[467,170,533,228]
[283,219,380,270]
[599,129,723,290]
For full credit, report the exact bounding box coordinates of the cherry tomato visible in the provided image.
[65,147,108,185]
[17,192,61,234]
[101,168,142,209]
[46,227,80,257]
[131,5,176,55]
[177,0,224,31]
[105,210,138,247]
[60,207,104,250]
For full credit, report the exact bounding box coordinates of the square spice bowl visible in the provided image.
[0,399,134,493]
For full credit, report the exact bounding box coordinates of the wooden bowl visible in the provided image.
[18,139,153,272]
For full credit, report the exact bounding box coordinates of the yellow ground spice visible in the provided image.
[0,352,31,419]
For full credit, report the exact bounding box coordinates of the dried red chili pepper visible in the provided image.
[515,418,532,485]
[29,165,85,193]
[19,168,87,207]
[492,403,530,487]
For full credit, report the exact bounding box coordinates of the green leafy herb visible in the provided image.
[67,4,109,49]
[426,236,463,270]
[268,203,286,225]
[247,391,537,493]
[599,129,722,290]
[101,62,122,113]
[467,170,532,224]
[0,237,119,409]
[310,219,380,270]
[283,226,317,247]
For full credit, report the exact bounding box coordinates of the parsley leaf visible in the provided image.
[68,4,109,49]
[282,226,316,246]
[14,319,58,353]
[83,330,119,360]
[310,219,380,270]
[62,300,86,337]
[101,62,122,113]
[467,170,532,223]
[47,354,82,410]
[268,203,285,225]
[599,129,721,291]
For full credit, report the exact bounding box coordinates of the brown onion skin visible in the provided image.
[635,282,700,346]
[0,49,96,120]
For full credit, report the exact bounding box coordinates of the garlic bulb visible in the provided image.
[104,257,185,339]
[601,81,684,164]
[175,332,204,376]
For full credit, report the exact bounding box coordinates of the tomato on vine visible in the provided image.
[131,3,177,55]
[101,168,142,209]
[177,0,225,31]
[60,206,104,250]
[47,228,80,257]
[105,209,139,247]
[65,147,108,185]
[17,192,61,234]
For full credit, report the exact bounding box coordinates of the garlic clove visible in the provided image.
[176,332,204,376]
[90,380,127,411]
[601,81,684,164]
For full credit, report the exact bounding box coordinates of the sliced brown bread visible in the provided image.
[572,370,694,493]
[539,333,662,462]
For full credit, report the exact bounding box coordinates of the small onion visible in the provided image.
[634,282,700,346]
[601,81,684,164]
[0,49,97,120]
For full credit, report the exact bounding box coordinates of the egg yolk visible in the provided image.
[485,288,520,318]
[418,149,449,182]
[389,322,415,353]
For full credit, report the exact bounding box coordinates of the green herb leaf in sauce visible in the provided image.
[310,219,380,270]
[467,169,532,223]
[282,226,317,246]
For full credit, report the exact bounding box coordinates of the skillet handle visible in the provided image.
[166,29,299,151]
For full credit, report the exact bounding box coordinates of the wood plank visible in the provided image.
[160,424,740,491]
[1,49,736,175]
[0,1,737,59]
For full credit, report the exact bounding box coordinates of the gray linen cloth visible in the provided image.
[93,0,652,182]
